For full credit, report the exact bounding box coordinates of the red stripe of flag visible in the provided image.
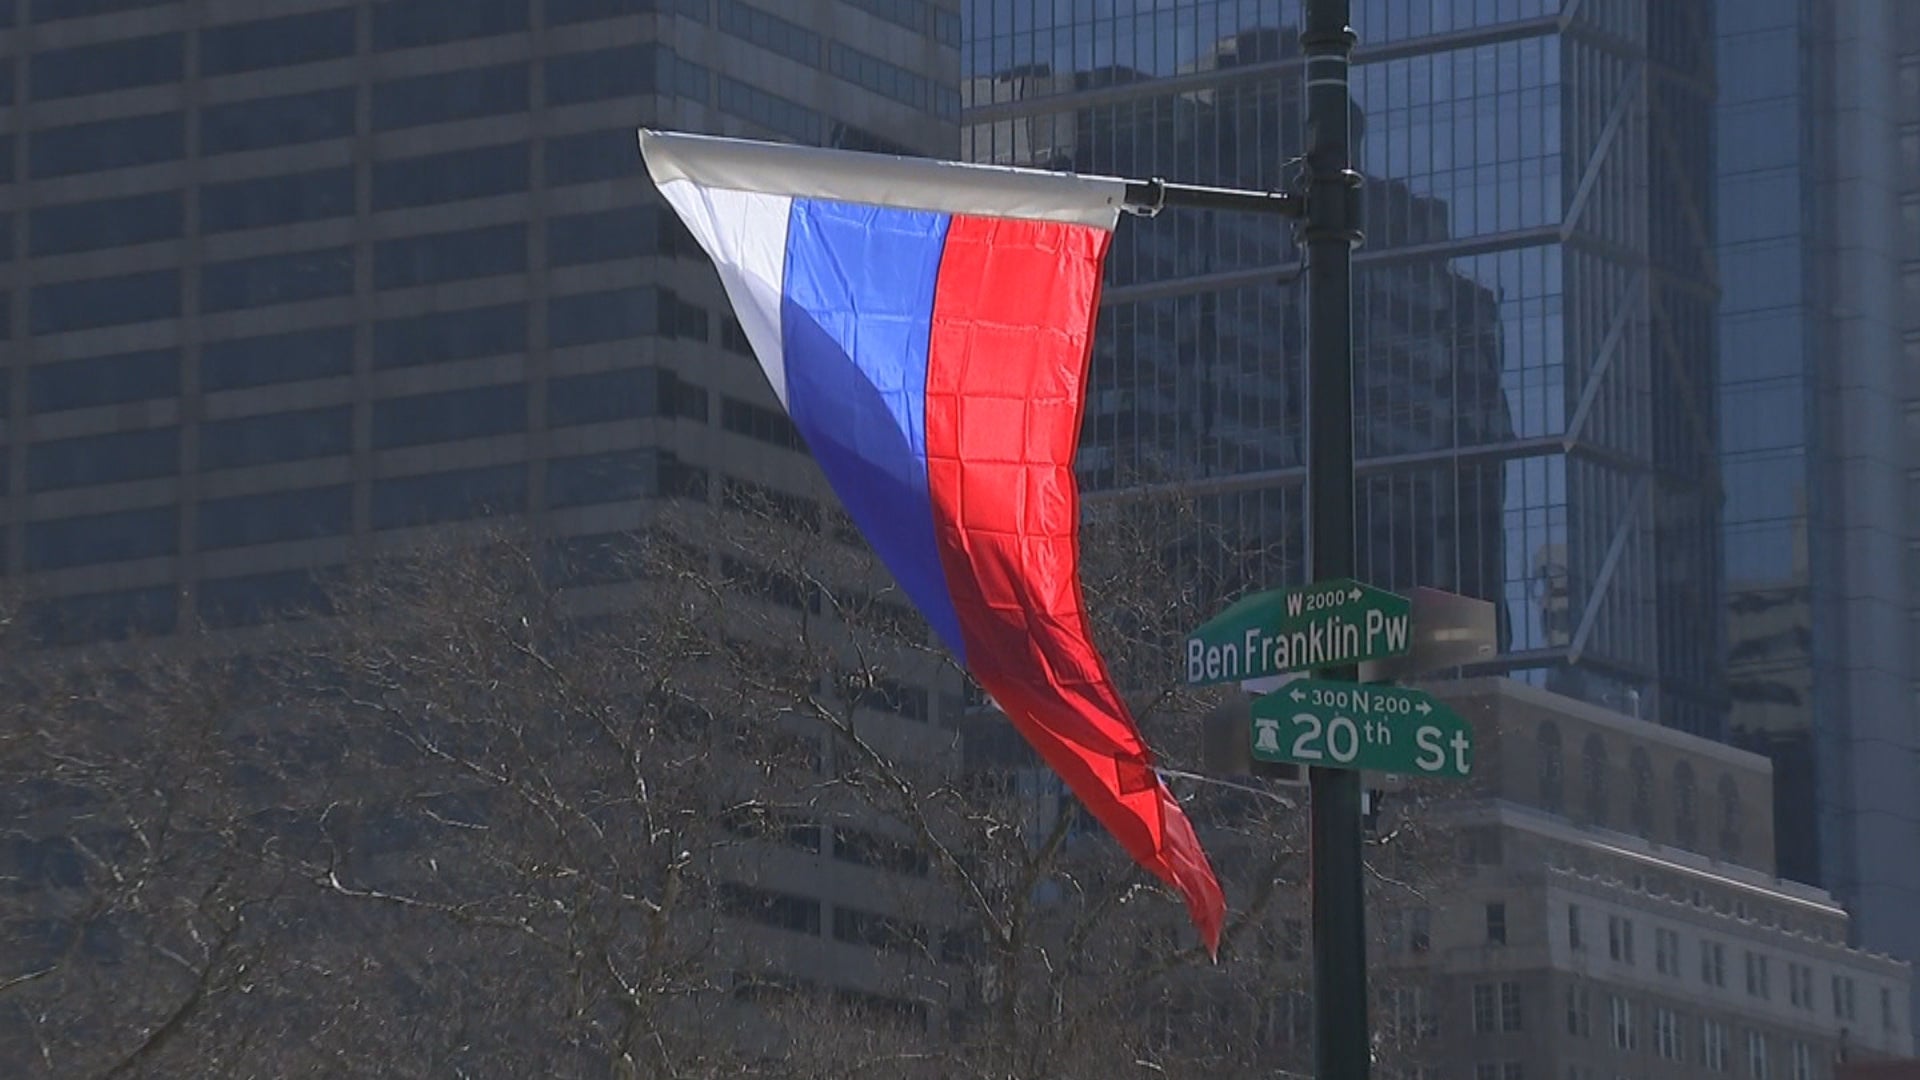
[923,212,1226,954]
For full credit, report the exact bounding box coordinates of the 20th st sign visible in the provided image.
[1249,679,1474,779]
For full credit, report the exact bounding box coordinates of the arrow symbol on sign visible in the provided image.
[1348,587,1362,601]
[1290,688,1306,703]
[1415,701,1431,715]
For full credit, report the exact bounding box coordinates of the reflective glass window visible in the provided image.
[371,465,526,529]
[201,89,357,156]
[31,270,180,334]
[24,586,177,647]
[30,112,184,178]
[546,449,659,508]
[543,129,637,186]
[547,207,673,266]
[200,248,354,313]
[25,506,178,571]
[200,9,356,76]
[30,191,183,255]
[202,327,354,391]
[29,349,181,412]
[372,63,529,131]
[549,368,658,427]
[30,0,173,19]
[372,383,527,448]
[718,0,819,65]
[374,224,526,289]
[197,569,333,628]
[199,406,352,469]
[547,0,706,22]
[199,168,356,233]
[371,143,528,210]
[372,0,528,50]
[716,76,821,143]
[198,486,351,549]
[828,42,941,115]
[30,33,182,100]
[844,0,927,35]
[0,60,12,106]
[26,427,179,492]
[373,304,526,369]
[545,43,661,106]
[549,287,657,347]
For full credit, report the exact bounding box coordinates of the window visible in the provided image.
[197,487,351,550]
[832,827,929,876]
[374,224,526,289]
[718,0,819,65]
[30,112,184,177]
[1674,761,1698,848]
[30,33,181,100]
[831,907,927,954]
[1655,927,1679,976]
[22,587,176,647]
[1884,986,1896,1031]
[1382,986,1438,1040]
[549,287,660,347]
[1565,985,1589,1037]
[32,270,179,334]
[1568,904,1582,951]
[27,428,178,491]
[200,9,357,76]
[1629,747,1654,837]
[1652,1006,1682,1061]
[1486,902,1507,945]
[371,384,526,449]
[374,304,526,369]
[197,569,333,629]
[722,396,803,450]
[545,43,663,106]
[1787,963,1812,1009]
[715,882,820,935]
[29,349,179,412]
[1411,908,1432,953]
[1608,995,1634,1050]
[1499,981,1522,1031]
[545,128,640,186]
[1582,734,1608,824]
[372,63,528,130]
[200,407,352,469]
[203,327,353,390]
[371,465,526,529]
[1832,975,1855,1021]
[1607,915,1634,964]
[1703,1019,1728,1072]
[717,76,822,143]
[828,41,936,114]
[545,449,661,509]
[1746,951,1770,999]
[200,168,356,233]
[30,0,174,20]
[1281,918,1304,962]
[372,0,528,50]
[1474,983,1497,1034]
[547,206,689,266]
[1536,721,1564,811]
[1789,1041,1811,1080]
[31,191,183,255]
[1748,1030,1769,1079]
[843,0,929,35]
[200,88,357,156]
[200,248,354,312]
[25,507,178,571]
[1702,940,1727,987]
[372,143,528,211]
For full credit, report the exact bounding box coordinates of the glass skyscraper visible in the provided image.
[1715,0,1920,1027]
[962,0,1722,735]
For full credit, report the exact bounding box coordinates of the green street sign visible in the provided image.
[1249,679,1473,779]
[1185,579,1412,686]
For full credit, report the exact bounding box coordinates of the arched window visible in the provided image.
[1582,734,1608,825]
[1536,721,1565,813]
[1630,747,1654,838]
[1718,775,1742,860]
[1674,761,1698,850]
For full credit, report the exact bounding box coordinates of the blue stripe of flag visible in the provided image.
[778,198,966,660]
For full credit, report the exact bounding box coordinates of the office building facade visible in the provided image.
[962,0,1724,737]
[1714,0,1920,1025]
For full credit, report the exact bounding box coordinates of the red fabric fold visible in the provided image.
[923,213,1225,953]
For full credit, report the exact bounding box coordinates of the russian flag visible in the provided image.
[640,130,1224,952]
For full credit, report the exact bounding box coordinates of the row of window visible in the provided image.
[1572,904,1887,1027]
[714,882,929,953]
[1571,991,1821,1080]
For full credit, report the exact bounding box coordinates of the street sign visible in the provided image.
[1358,587,1499,682]
[1249,678,1473,779]
[1185,578,1411,686]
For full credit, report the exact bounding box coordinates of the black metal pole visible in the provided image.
[1301,1,1367,1079]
